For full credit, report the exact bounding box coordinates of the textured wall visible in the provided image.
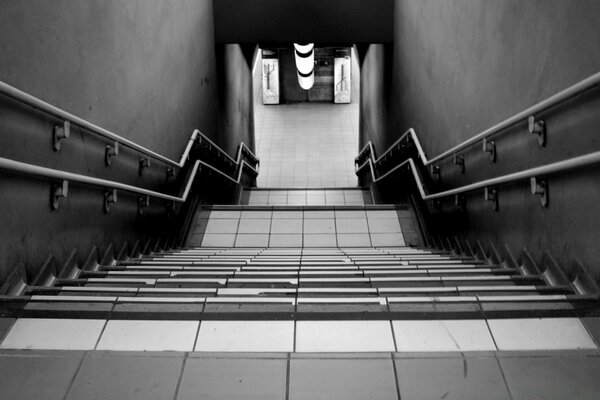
[383,0,600,275]
[216,44,256,157]
[0,0,220,283]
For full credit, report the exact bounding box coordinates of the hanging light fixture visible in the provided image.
[294,43,315,90]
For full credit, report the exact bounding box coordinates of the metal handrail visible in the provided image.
[0,80,259,168]
[356,70,600,166]
[356,149,600,201]
[0,156,259,204]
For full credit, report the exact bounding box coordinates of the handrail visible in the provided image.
[0,156,259,204]
[356,70,600,166]
[356,148,600,201]
[0,80,259,168]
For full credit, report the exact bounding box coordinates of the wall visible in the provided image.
[382,0,600,277]
[0,0,220,283]
[359,44,393,155]
[216,44,256,157]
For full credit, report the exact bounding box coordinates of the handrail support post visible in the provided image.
[138,157,150,176]
[483,138,496,163]
[453,154,465,174]
[484,187,499,211]
[528,116,546,147]
[53,121,70,151]
[51,180,69,210]
[104,189,118,214]
[105,142,119,166]
[530,177,549,207]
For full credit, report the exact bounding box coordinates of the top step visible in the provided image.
[240,188,372,206]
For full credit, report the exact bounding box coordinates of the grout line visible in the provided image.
[389,320,399,353]
[61,350,88,400]
[293,320,298,353]
[285,353,292,400]
[172,352,189,400]
[390,352,403,400]
[485,319,500,351]
[93,319,109,350]
[192,320,202,352]
[494,353,516,400]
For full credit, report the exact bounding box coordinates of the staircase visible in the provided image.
[1,188,600,399]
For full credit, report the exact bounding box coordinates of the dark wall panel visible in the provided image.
[0,0,220,283]
[382,0,600,276]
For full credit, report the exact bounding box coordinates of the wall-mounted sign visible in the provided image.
[334,56,351,104]
[262,58,280,104]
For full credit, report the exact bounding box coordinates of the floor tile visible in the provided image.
[336,218,369,233]
[303,219,335,234]
[296,320,395,352]
[96,320,198,351]
[487,318,596,350]
[392,320,497,352]
[367,210,398,219]
[0,354,82,400]
[303,234,337,247]
[289,358,397,400]
[273,210,303,219]
[335,210,366,219]
[201,234,236,247]
[210,210,242,219]
[238,219,271,234]
[337,233,371,247]
[1,318,105,350]
[195,321,294,352]
[204,219,239,234]
[178,358,287,400]
[67,354,183,400]
[303,210,334,219]
[235,234,270,247]
[371,233,405,246]
[271,218,303,234]
[270,234,303,247]
[241,211,272,219]
[395,357,510,400]
[368,218,402,233]
[499,356,600,400]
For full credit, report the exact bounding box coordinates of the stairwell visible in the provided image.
[1,187,600,399]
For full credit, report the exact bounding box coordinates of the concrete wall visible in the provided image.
[379,0,600,275]
[0,0,220,283]
[216,44,256,157]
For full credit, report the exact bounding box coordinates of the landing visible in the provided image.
[254,102,359,188]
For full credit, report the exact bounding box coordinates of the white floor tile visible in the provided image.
[304,219,335,234]
[487,318,597,350]
[195,321,294,352]
[337,234,372,247]
[202,234,236,247]
[368,218,402,233]
[235,234,270,247]
[238,219,271,234]
[303,234,337,247]
[296,320,395,352]
[270,234,303,247]
[96,320,198,351]
[371,233,405,246]
[392,320,497,352]
[1,318,105,350]
[271,219,303,234]
[204,219,239,234]
[336,218,369,233]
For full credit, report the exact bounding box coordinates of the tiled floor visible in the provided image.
[2,350,600,400]
[2,318,598,353]
[197,208,405,247]
[254,102,359,188]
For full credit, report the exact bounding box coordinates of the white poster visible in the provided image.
[334,56,351,104]
[262,58,280,104]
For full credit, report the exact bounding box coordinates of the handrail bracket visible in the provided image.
[51,180,69,210]
[530,177,549,207]
[528,116,546,147]
[53,121,70,151]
